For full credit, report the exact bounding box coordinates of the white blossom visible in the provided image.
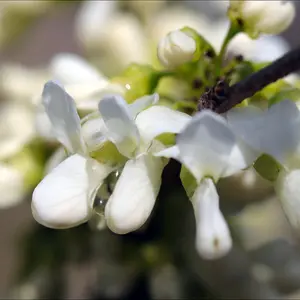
[155,110,256,259]
[32,81,115,228]
[98,94,191,234]
[226,100,300,231]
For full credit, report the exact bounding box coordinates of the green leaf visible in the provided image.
[253,154,282,182]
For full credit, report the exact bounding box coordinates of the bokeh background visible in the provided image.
[1,1,300,299]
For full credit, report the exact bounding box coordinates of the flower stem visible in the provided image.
[215,23,241,76]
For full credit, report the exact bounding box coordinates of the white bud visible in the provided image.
[157,30,196,68]
[230,0,295,36]
[275,169,300,231]
[191,178,232,260]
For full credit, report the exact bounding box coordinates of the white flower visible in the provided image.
[32,81,115,229]
[155,110,257,259]
[226,100,300,231]
[229,0,295,37]
[226,100,300,168]
[157,29,197,68]
[98,94,191,234]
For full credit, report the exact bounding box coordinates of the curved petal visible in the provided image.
[223,139,260,177]
[192,178,232,260]
[275,169,300,231]
[176,110,238,182]
[98,95,140,158]
[128,93,159,118]
[50,53,104,84]
[227,100,300,165]
[32,154,113,229]
[105,154,165,234]
[135,105,191,145]
[42,81,86,154]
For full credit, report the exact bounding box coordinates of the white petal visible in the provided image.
[135,105,191,145]
[154,145,180,159]
[223,139,260,177]
[42,81,87,154]
[98,95,140,157]
[176,110,238,182]
[50,53,104,84]
[275,169,300,231]
[0,163,25,208]
[227,100,300,165]
[32,154,113,229]
[105,154,165,234]
[128,93,159,118]
[191,178,232,260]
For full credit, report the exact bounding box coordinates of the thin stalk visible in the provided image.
[215,23,241,76]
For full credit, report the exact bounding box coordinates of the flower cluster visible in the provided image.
[17,0,300,261]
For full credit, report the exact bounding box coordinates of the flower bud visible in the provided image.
[157,29,197,68]
[228,0,295,38]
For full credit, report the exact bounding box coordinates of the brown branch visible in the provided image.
[198,45,300,114]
